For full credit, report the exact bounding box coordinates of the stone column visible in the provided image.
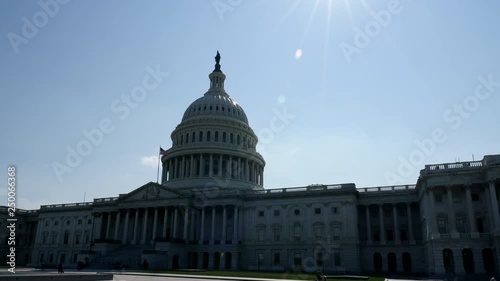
[379,204,385,244]
[162,207,169,238]
[465,185,478,237]
[132,209,139,244]
[228,156,233,178]
[209,154,213,177]
[114,211,121,240]
[180,156,185,178]
[152,207,158,242]
[428,189,438,238]
[200,207,205,242]
[122,209,130,244]
[407,203,414,242]
[211,206,216,243]
[105,212,112,239]
[199,154,203,177]
[183,207,189,241]
[261,166,264,186]
[446,185,458,237]
[222,205,227,243]
[174,157,178,179]
[141,208,149,244]
[233,206,238,243]
[190,154,195,177]
[393,204,400,243]
[365,205,372,244]
[173,207,179,239]
[245,159,249,181]
[489,181,500,232]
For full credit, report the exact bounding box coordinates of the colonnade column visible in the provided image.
[173,207,178,239]
[238,158,242,180]
[365,205,372,244]
[174,158,178,179]
[105,212,112,239]
[465,185,477,236]
[200,207,205,242]
[406,203,414,242]
[162,207,169,238]
[151,207,158,242]
[488,181,500,232]
[209,154,213,177]
[379,204,385,244]
[393,204,400,242]
[114,211,121,240]
[446,185,458,237]
[122,209,130,244]
[141,208,149,244]
[199,154,203,177]
[190,155,195,177]
[222,205,227,243]
[428,189,439,238]
[233,206,238,243]
[211,206,216,243]
[132,209,139,244]
[180,156,185,178]
[183,207,189,241]
[219,155,223,176]
[245,159,249,181]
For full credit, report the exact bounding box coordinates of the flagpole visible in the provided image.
[156,145,161,183]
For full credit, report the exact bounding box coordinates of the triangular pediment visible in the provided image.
[119,182,184,202]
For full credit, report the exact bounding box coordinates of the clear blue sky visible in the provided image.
[1,0,499,209]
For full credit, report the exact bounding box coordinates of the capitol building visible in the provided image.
[3,53,500,277]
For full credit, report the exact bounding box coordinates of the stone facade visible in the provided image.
[4,54,500,277]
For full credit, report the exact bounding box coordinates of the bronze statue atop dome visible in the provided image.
[214,51,221,72]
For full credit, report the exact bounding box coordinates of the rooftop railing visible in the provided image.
[357,185,416,193]
[425,160,483,173]
[40,202,93,209]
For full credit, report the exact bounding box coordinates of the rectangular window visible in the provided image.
[438,216,447,234]
[316,253,323,266]
[333,225,341,240]
[453,192,461,203]
[294,253,301,265]
[49,253,54,263]
[87,219,92,225]
[314,226,323,240]
[273,228,280,241]
[274,210,280,216]
[315,208,321,215]
[386,230,393,241]
[471,193,479,201]
[456,216,465,233]
[73,253,78,263]
[332,207,338,214]
[258,211,264,217]
[75,234,81,245]
[257,229,265,241]
[258,253,264,265]
[334,253,341,266]
[400,230,408,241]
[435,194,443,203]
[78,219,82,225]
[274,253,280,265]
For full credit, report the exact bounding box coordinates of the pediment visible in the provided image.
[119,182,184,202]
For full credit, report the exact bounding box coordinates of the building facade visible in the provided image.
[4,53,500,277]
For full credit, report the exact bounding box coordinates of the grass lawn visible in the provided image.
[131,270,386,281]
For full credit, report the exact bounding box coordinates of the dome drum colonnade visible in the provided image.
[161,52,265,190]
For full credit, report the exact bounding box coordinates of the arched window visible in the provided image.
[180,135,184,145]
[192,132,196,143]
[237,135,240,145]
[199,131,203,142]
[207,131,211,142]
[215,131,219,142]
[186,133,189,144]
[230,133,234,144]
[223,132,227,142]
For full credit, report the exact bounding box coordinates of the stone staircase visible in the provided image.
[92,244,152,269]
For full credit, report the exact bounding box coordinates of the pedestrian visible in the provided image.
[58,262,64,273]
